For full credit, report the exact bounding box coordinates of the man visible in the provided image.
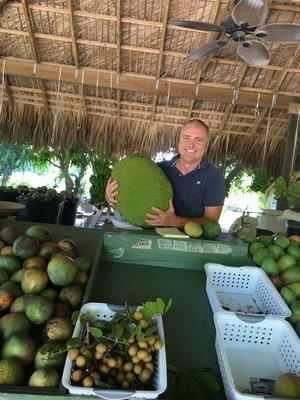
[105,119,226,227]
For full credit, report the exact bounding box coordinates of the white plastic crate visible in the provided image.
[204,263,291,318]
[62,302,167,399]
[214,312,300,400]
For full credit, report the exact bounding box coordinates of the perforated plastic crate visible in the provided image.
[62,302,167,399]
[214,312,300,400]
[205,263,291,318]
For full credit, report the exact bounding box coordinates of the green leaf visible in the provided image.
[156,298,165,314]
[194,371,220,391]
[135,322,142,339]
[71,311,80,322]
[82,350,93,360]
[80,314,88,326]
[94,379,115,389]
[89,327,103,339]
[175,374,189,400]
[167,364,179,376]
[187,374,203,400]
[66,337,81,348]
[165,298,173,314]
[144,326,156,337]
[112,323,124,340]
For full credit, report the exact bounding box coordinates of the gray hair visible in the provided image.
[181,119,211,143]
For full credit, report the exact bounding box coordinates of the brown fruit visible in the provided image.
[99,364,110,375]
[133,310,143,321]
[116,356,123,368]
[116,372,125,383]
[75,355,86,367]
[133,363,143,375]
[128,345,138,356]
[122,381,130,389]
[82,376,94,388]
[123,362,133,372]
[0,289,14,310]
[270,275,284,290]
[1,246,13,256]
[141,368,152,380]
[137,350,148,360]
[96,343,107,353]
[140,319,149,328]
[154,339,163,350]
[274,373,300,398]
[71,369,83,382]
[23,257,47,269]
[57,239,77,256]
[90,371,100,381]
[138,340,148,349]
[69,348,80,361]
[107,358,117,368]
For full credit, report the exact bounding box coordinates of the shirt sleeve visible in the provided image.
[203,170,226,207]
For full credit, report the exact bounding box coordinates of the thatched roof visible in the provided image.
[0,0,299,175]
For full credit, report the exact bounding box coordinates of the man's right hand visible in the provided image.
[105,177,119,205]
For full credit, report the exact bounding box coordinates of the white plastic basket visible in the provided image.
[214,312,300,400]
[204,263,291,318]
[62,302,167,399]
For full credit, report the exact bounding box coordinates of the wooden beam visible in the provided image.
[0,57,297,109]
[116,0,121,117]
[150,0,171,122]
[67,0,86,115]
[187,0,222,120]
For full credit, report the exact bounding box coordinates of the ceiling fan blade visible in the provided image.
[237,40,270,67]
[188,40,229,59]
[168,19,224,33]
[256,23,300,43]
[232,0,268,28]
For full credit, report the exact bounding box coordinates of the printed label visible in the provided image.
[131,239,152,250]
[188,242,205,253]
[215,244,232,254]
[157,239,173,250]
[172,240,188,252]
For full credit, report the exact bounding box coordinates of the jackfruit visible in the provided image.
[111,154,173,227]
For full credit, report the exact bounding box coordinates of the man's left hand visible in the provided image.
[145,200,178,227]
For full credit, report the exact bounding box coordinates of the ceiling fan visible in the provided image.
[169,0,300,67]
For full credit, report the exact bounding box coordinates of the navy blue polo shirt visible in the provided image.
[158,156,226,218]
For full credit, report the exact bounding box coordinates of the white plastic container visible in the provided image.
[214,312,300,400]
[62,302,167,399]
[204,263,291,318]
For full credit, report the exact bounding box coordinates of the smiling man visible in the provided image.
[105,119,226,228]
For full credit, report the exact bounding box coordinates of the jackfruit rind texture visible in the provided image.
[111,154,173,227]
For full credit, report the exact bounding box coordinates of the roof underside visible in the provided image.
[0,0,299,175]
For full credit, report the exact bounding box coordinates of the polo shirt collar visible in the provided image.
[171,155,208,171]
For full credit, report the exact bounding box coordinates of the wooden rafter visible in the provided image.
[186,0,222,120]
[0,57,297,110]
[67,0,86,115]
[150,0,171,123]
[21,0,47,107]
[116,0,121,118]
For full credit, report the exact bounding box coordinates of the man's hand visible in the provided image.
[145,200,178,227]
[105,177,119,205]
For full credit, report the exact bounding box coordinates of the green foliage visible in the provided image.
[249,169,272,193]
[89,143,112,208]
[140,298,172,317]
[274,176,300,211]
[167,365,221,400]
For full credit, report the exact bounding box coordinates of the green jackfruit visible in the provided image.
[111,154,173,227]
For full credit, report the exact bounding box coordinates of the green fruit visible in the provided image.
[274,234,290,249]
[202,220,221,239]
[23,256,47,269]
[184,221,203,238]
[287,282,300,298]
[10,268,26,283]
[43,317,73,341]
[257,235,273,247]
[38,242,60,260]
[0,269,9,285]
[1,333,35,366]
[0,289,14,310]
[57,239,77,256]
[252,248,270,266]
[290,301,300,324]
[58,285,83,308]
[261,257,278,276]
[13,235,40,259]
[74,270,88,288]
[280,287,297,306]
[242,234,256,244]
[26,225,51,243]
[249,242,265,256]
[277,254,296,273]
[75,256,91,272]
[51,250,75,260]
[21,267,48,294]
[282,268,300,285]
[25,296,54,325]
[0,358,24,385]
[0,255,21,275]
[274,373,300,398]
[54,302,73,318]
[10,296,28,313]
[28,367,59,387]
[41,288,58,301]
[287,246,300,261]
[268,244,285,261]
[47,255,78,287]
[34,341,66,369]
[1,281,22,297]
[0,226,21,246]
[0,312,31,339]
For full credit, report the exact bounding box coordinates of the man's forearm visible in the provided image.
[172,215,210,228]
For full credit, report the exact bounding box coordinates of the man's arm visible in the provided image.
[145,201,223,228]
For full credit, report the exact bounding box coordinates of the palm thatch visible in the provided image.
[0,0,299,176]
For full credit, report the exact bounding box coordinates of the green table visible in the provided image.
[0,220,250,399]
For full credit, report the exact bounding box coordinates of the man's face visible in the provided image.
[178,123,209,164]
